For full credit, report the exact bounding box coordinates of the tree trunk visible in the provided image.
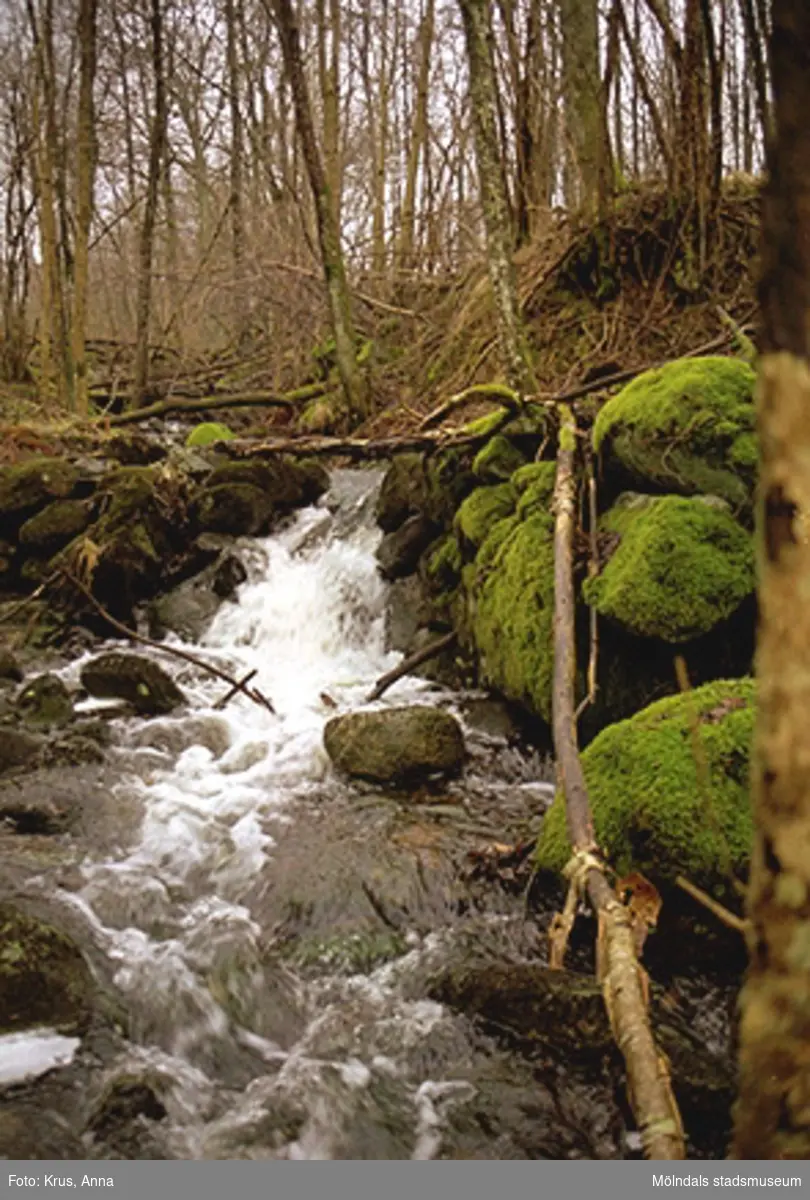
[133,0,167,408]
[733,0,810,1160]
[395,0,435,275]
[559,0,611,212]
[457,0,535,395]
[225,0,248,338]
[270,0,368,421]
[71,0,98,417]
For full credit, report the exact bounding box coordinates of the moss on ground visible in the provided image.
[583,494,754,641]
[593,357,756,509]
[535,678,755,891]
[455,484,516,550]
[185,421,234,447]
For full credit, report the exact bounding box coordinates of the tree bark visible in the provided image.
[269,0,368,422]
[457,0,535,395]
[132,0,168,408]
[559,0,612,212]
[733,0,810,1160]
[71,0,98,417]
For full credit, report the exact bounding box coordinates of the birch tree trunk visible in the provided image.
[733,0,810,1160]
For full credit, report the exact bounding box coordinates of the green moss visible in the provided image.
[593,357,757,508]
[424,533,463,591]
[472,435,526,483]
[18,499,92,550]
[185,422,234,447]
[512,461,557,518]
[461,408,510,437]
[583,494,755,641]
[455,484,516,550]
[0,903,96,1033]
[469,509,556,722]
[0,457,78,517]
[535,678,755,891]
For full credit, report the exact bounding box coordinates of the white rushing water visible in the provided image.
[20,469,499,1158]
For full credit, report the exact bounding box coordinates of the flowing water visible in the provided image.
[2,470,652,1159]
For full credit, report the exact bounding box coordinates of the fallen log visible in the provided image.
[547,403,685,1160]
[366,631,457,702]
[106,390,302,427]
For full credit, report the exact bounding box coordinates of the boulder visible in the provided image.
[455,484,516,552]
[472,435,526,483]
[0,903,96,1033]
[593,356,756,510]
[16,673,74,727]
[535,678,754,894]
[376,515,437,580]
[18,499,94,552]
[583,494,755,641]
[375,454,429,532]
[0,726,42,774]
[195,482,274,536]
[0,649,23,684]
[80,652,186,715]
[0,458,79,532]
[149,552,247,641]
[324,706,465,782]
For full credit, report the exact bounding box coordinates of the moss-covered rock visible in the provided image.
[455,484,516,551]
[18,499,93,552]
[16,673,74,727]
[472,435,526,483]
[468,509,556,723]
[512,461,557,518]
[376,450,477,534]
[376,454,429,532]
[205,457,322,508]
[324,705,465,783]
[196,483,274,536]
[583,494,755,641]
[593,357,756,509]
[0,903,96,1033]
[81,652,186,715]
[185,421,234,447]
[535,678,755,891]
[0,458,79,529]
[422,533,463,593]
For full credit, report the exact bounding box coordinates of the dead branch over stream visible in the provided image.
[549,404,685,1160]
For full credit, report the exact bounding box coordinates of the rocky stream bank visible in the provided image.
[0,355,757,1158]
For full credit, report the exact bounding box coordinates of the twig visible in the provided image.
[214,668,258,710]
[419,383,522,431]
[60,569,275,714]
[674,875,749,935]
[575,445,599,722]
[365,632,457,702]
[0,571,60,623]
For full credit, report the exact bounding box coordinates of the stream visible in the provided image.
[0,469,731,1160]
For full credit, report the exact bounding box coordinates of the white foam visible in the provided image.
[0,1030,80,1085]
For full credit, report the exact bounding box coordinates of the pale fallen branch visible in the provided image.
[548,403,685,1160]
[60,570,275,714]
[106,390,300,427]
[366,631,457,702]
[674,874,749,935]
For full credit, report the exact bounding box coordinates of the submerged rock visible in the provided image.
[583,494,755,641]
[324,706,465,782]
[0,903,96,1034]
[593,356,756,510]
[81,652,186,715]
[16,673,74,727]
[535,677,754,893]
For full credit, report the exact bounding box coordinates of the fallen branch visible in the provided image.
[548,403,685,1160]
[366,631,457,702]
[214,668,258,710]
[674,874,749,935]
[60,570,275,714]
[106,390,301,427]
[419,383,523,431]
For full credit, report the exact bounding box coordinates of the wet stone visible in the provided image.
[0,726,43,775]
[81,652,186,716]
[16,673,74,727]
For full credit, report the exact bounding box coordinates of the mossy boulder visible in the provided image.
[467,508,556,723]
[583,494,755,641]
[185,422,234,448]
[472,435,526,483]
[0,458,79,531]
[455,484,516,551]
[535,678,755,892]
[18,498,94,552]
[196,483,275,536]
[80,652,186,715]
[324,705,465,783]
[376,450,476,534]
[16,673,74,727]
[0,903,96,1033]
[593,357,757,509]
[422,533,463,594]
[376,454,428,532]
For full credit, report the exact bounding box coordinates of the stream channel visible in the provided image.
[0,469,734,1160]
